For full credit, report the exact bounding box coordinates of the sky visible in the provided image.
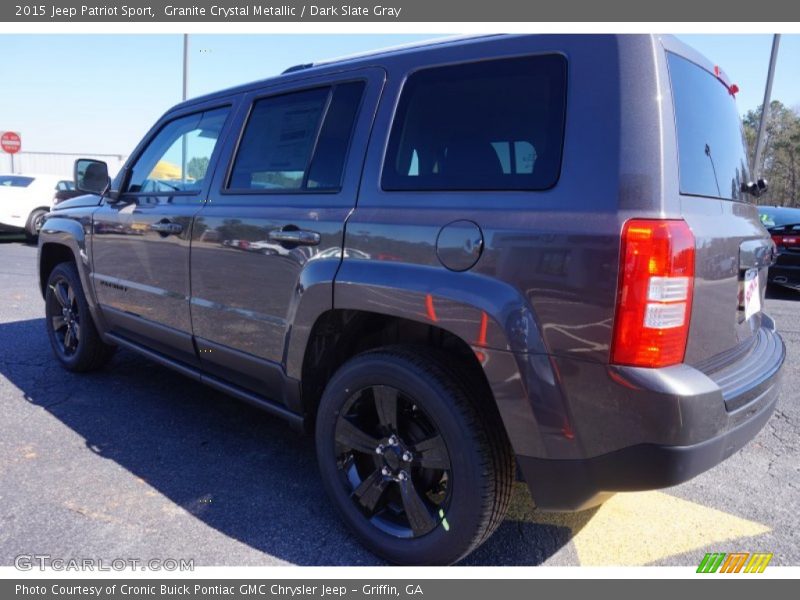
[0,34,798,156]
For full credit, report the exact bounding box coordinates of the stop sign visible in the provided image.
[1,132,21,154]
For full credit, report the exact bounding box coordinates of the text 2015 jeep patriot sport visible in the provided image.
[39,34,785,565]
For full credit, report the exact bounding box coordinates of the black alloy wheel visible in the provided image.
[44,261,116,372]
[47,275,81,357]
[334,384,452,539]
[316,347,514,565]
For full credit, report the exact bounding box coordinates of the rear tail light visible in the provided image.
[611,219,695,368]
[771,234,799,248]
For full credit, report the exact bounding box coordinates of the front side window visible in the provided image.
[227,81,365,192]
[127,107,230,194]
[382,54,568,191]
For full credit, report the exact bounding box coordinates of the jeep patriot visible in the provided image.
[39,34,785,564]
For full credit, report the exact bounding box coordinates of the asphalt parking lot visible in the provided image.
[0,237,797,567]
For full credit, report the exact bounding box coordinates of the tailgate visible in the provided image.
[682,202,773,367]
[666,49,774,367]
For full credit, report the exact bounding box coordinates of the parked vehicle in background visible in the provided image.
[0,173,68,241]
[51,180,84,207]
[759,205,800,290]
[38,34,785,565]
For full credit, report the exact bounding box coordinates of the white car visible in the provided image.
[0,174,68,241]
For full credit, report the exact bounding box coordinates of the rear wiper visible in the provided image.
[704,143,722,197]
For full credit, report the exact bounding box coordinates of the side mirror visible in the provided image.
[74,159,110,195]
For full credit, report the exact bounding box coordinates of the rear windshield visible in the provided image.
[667,52,749,201]
[759,207,800,228]
[0,175,34,188]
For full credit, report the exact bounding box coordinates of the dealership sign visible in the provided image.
[1,131,21,154]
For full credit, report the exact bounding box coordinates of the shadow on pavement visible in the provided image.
[766,283,800,301]
[0,317,589,566]
[0,234,31,244]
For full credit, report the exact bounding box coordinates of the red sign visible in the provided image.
[1,131,21,154]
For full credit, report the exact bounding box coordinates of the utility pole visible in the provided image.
[182,33,189,102]
[752,34,781,180]
[181,34,189,185]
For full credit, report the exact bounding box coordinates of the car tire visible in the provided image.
[44,261,116,372]
[315,346,514,565]
[25,208,48,243]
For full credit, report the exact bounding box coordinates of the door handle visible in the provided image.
[150,221,183,235]
[268,227,321,246]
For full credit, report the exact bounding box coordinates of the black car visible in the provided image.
[51,179,84,206]
[759,206,800,289]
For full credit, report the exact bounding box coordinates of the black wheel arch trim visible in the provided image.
[38,213,111,340]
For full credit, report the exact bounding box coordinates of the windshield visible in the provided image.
[0,175,34,188]
[759,207,800,228]
[668,52,749,201]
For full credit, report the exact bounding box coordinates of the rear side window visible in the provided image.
[668,52,749,201]
[228,81,365,192]
[307,82,365,190]
[382,54,567,191]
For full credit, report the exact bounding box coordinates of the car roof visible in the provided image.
[175,34,512,108]
[169,33,715,116]
[304,34,490,69]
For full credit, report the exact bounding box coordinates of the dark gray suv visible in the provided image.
[38,34,785,565]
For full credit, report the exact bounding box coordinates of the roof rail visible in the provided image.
[282,63,314,74]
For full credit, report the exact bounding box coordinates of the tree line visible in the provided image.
[744,101,800,207]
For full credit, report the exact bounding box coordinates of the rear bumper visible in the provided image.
[0,210,28,229]
[518,380,779,510]
[0,220,25,232]
[513,321,785,511]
